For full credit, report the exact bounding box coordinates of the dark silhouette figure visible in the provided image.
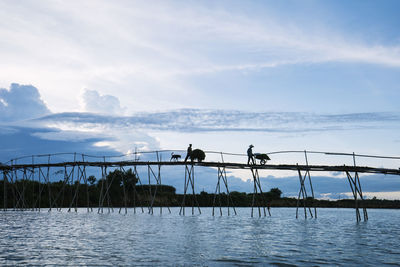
[247,144,255,165]
[184,144,192,162]
[170,152,181,161]
[190,149,206,162]
[253,153,270,165]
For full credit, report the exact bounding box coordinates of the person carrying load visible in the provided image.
[247,144,255,165]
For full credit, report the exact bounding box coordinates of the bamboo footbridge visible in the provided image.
[1,149,400,222]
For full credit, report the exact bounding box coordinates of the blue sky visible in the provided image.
[1,0,400,199]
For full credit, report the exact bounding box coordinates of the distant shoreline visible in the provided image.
[156,194,400,209]
[2,179,399,209]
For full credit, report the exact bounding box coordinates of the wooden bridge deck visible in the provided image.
[1,161,400,176]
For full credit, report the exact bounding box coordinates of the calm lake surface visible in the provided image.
[1,207,400,266]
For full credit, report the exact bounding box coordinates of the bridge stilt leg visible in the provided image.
[80,155,92,213]
[148,165,159,214]
[97,164,114,213]
[212,166,237,216]
[31,156,39,211]
[13,167,22,210]
[9,166,16,210]
[30,156,35,211]
[131,151,146,214]
[69,164,84,213]
[212,153,237,216]
[100,166,115,213]
[180,165,201,215]
[61,166,73,211]
[147,165,163,214]
[35,166,41,211]
[296,151,317,219]
[11,163,23,211]
[250,168,270,217]
[3,171,7,211]
[117,166,128,215]
[4,166,15,211]
[212,168,223,216]
[33,167,46,211]
[82,166,92,213]
[75,166,82,212]
[147,153,171,215]
[50,166,72,212]
[30,165,37,211]
[132,166,146,214]
[221,166,237,216]
[147,165,154,214]
[105,171,113,213]
[296,167,316,219]
[97,166,105,213]
[346,170,368,222]
[25,167,31,210]
[345,153,368,222]
[45,155,52,212]
[157,153,171,214]
[15,168,29,210]
[64,155,76,212]
[11,162,20,210]
[191,165,201,215]
[179,165,188,216]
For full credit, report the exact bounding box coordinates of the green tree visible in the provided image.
[270,188,282,199]
[264,187,282,200]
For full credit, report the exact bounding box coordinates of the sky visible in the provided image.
[1,0,400,199]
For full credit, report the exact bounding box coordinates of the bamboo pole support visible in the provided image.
[180,164,201,215]
[118,166,128,215]
[250,168,269,217]
[3,171,7,211]
[98,165,105,214]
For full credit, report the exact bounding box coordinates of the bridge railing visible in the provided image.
[2,149,400,172]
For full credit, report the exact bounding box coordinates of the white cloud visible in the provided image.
[31,130,104,142]
[0,83,50,122]
[81,89,126,115]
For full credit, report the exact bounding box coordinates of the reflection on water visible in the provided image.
[1,208,400,266]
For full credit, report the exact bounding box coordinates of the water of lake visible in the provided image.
[1,207,400,266]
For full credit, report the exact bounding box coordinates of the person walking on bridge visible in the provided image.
[247,144,255,165]
[184,144,192,162]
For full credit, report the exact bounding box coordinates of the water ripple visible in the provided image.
[1,208,400,266]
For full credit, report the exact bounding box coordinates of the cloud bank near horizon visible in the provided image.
[2,83,399,134]
[36,109,400,133]
[1,84,399,161]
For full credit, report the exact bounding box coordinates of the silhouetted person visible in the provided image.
[184,144,192,162]
[247,144,255,165]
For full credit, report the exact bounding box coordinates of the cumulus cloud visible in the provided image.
[0,83,50,122]
[0,84,158,162]
[81,89,126,115]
